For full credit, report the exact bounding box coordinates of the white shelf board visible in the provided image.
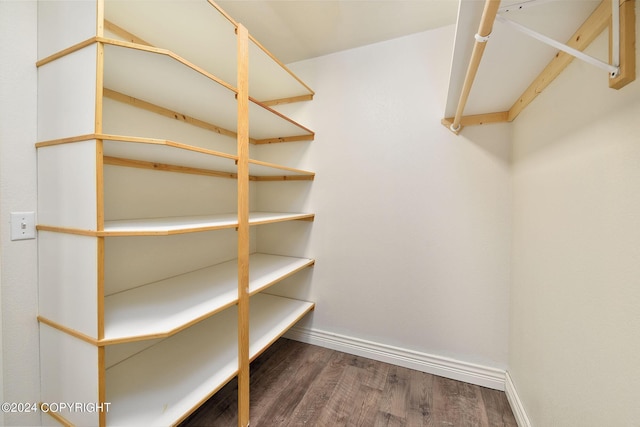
[247,253,314,296]
[104,214,238,235]
[104,0,313,103]
[101,137,313,178]
[248,38,315,103]
[105,293,314,426]
[103,253,314,343]
[103,137,238,173]
[102,42,312,141]
[248,212,315,226]
[249,159,314,178]
[103,212,314,235]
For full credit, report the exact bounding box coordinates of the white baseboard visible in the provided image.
[284,326,506,391]
[504,371,532,427]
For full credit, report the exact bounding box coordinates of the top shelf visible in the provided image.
[104,0,314,104]
[102,41,313,143]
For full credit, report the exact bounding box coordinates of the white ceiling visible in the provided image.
[216,0,459,64]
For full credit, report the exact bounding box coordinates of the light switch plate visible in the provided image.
[10,212,36,241]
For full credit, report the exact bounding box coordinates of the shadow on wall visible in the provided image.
[455,122,513,165]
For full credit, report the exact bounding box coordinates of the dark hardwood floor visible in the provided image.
[180,338,517,426]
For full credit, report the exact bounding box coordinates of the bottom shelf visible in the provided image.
[105,293,314,426]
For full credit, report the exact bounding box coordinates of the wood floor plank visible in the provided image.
[406,366,435,426]
[350,384,384,426]
[345,353,389,391]
[180,338,517,427]
[249,339,311,416]
[373,410,407,427]
[432,375,490,426]
[480,386,519,427]
[377,365,409,422]
[313,357,368,425]
[252,344,335,426]
[283,350,349,426]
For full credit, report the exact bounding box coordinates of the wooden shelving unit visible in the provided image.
[36,1,315,425]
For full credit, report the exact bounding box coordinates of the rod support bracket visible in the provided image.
[475,33,491,43]
[610,67,620,78]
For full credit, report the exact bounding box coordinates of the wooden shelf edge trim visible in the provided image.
[204,0,315,99]
[41,407,74,427]
[250,214,315,226]
[442,111,509,132]
[104,88,240,142]
[37,132,239,163]
[36,223,237,237]
[248,300,315,363]
[36,134,99,148]
[105,89,311,145]
[248,159,315,176]
[261,94,314,106]
[38,316,98,345]
[38,214,313,237]
[208,0,239,27]
[104,156,239,180]
[99,133,238,159]
[36,37,238,96]
[101,224,239,237]
[101,300,238,346]
[248,260,315,297]
[36,37,98,67]
[98,37,237,93]
[253,134,315,144]
[247,33,316,98]
[251,175,315,181]
[250,97,315,136]
[37,225,99,237]
[104,19,153,47]
[105,155,314,181]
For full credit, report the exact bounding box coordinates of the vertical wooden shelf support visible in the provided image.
[236,23,251,427]
[95,3,107,423]
[609,0,636,89]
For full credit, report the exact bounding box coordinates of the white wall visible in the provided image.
[0,1,41,426]
[257,25,513,383]
[510,9,640,426]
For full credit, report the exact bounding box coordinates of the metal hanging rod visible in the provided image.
[495,1,621,77]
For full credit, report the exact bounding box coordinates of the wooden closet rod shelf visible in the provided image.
[443,0,635,135]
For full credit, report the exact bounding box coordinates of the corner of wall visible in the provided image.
[504,371,531,427]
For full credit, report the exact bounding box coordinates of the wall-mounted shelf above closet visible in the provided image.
[443,0,636,134]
